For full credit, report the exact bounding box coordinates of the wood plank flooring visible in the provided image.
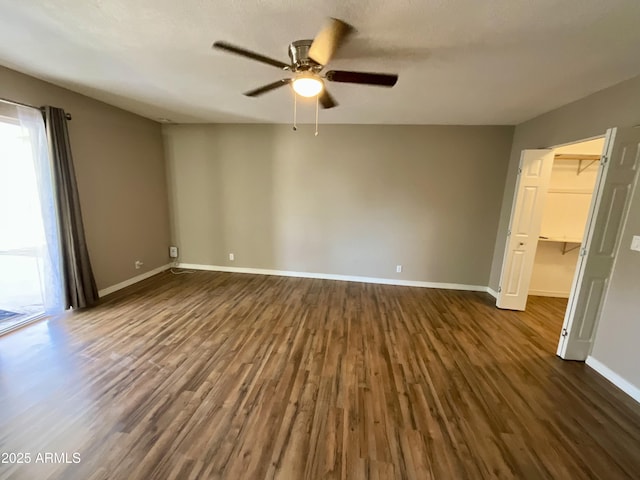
[1,271,639,479]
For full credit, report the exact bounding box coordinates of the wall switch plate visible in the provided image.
[396,265,402,273]
[169,246,178,258]
[631,235,640,252]
[229,253,235,261]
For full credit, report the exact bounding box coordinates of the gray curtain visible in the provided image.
[44,106,99,309]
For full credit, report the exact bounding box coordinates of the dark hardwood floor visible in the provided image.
[1,271,639,479]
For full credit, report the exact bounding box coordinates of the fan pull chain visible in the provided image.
[315,95,319,136]
[292,93,297,131]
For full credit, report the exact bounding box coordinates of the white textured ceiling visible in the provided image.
[1,0,640,125]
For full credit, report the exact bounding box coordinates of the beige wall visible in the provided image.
[553,138,606,156]
[489,74,640,393]
[164,124,514,286]
[529,244,579,298]
[0,66,171,289]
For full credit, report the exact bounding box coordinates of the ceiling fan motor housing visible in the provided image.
[288,40,321,72]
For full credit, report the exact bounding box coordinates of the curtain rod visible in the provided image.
[0,96,72,120]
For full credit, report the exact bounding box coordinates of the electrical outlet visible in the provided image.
[135,260,143,270]
[396,265,402,273]
[631,235,640,252]
[169,246,178,258]
[229,253,235,261]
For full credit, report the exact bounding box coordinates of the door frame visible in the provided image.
[496,134,607,353]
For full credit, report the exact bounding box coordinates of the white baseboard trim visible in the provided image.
[486,287,498,299]
[528,289,570,298]
[177,263,491,293]
[586,356,640,404]
[98,263,172,298]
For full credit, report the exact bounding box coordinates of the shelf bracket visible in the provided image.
[577,159,598,175]
[562,242,581,255]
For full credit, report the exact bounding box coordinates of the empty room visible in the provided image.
[1,1,640,479]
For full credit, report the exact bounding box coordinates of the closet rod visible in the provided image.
[0,96,72,120]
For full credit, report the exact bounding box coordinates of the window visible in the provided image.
[0,102,63,334]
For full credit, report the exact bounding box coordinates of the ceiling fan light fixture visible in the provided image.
[213,17,398,109]
[292,74,323,97]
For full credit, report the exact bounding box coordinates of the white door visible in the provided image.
[497,149,554,310]
[557,127,640,360]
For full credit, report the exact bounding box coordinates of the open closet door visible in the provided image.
[557,127,640,360]
[497,149,554,310]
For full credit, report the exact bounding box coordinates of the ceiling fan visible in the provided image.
[212,18,398,109]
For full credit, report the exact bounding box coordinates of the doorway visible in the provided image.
[528,138,604,298]
[496,127,640,360]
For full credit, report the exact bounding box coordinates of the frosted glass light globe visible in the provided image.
[292,75,323,97]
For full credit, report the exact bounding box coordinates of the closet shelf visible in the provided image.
[539,236,582,255]
[554,154,601,175]
[539,236,582,243]
[547,188,593,194]
[554,154,601,161]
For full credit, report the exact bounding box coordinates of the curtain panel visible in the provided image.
[44,106,99,309]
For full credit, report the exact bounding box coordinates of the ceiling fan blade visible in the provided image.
[213,41,290,70]
[308,18,355,66]
[244,79,292,97]
[319,89,338,109]
[325,70,398,87]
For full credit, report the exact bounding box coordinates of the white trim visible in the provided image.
[486,287,498,299]
[177,263,490,293]
[98,263,172,298]
[528,289,570,298]
[586,356,640,404]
